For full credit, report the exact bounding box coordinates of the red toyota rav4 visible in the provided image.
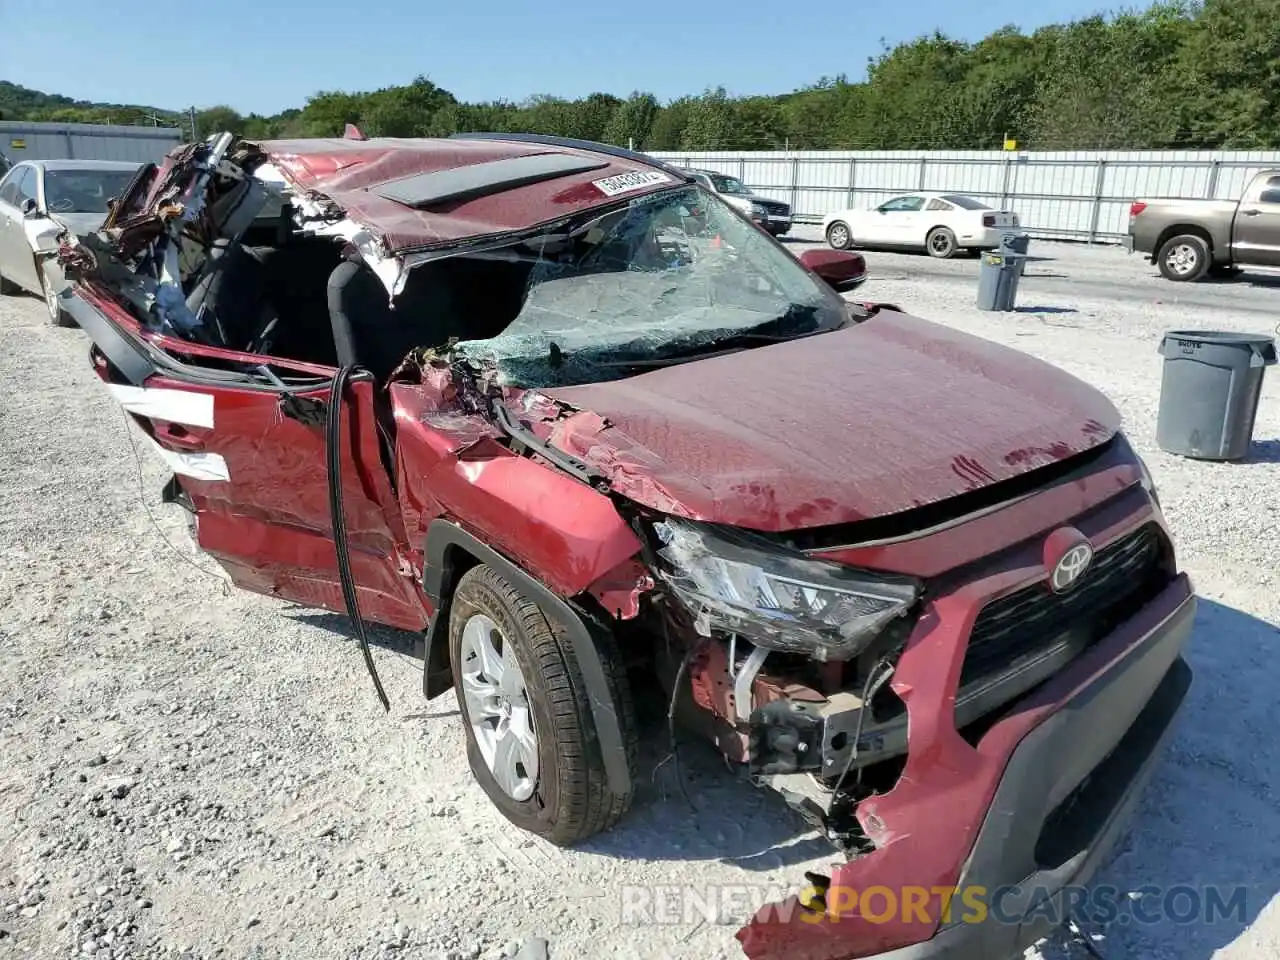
[61,132,1194,960]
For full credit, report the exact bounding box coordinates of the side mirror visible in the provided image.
[799,248,868,292]
[20,198,40,218]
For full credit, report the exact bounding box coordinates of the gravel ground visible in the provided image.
[1,237,1278,960]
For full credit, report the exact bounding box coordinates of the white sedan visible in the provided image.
[0,158,141,325]
[821,192,1021,259]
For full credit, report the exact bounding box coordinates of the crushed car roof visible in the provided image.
[257,136,685,253]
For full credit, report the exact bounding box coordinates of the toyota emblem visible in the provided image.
[1050,542,1094,593]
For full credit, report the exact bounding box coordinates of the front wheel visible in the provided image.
[1157,234,1210,282]
[826,221,853,250]
[40,263,75,327]
[448,565,636,846]
[926,227,958,259]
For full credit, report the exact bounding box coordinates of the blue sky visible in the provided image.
[3,0,1137,115]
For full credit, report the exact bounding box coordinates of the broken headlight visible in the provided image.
[652,517,919,661]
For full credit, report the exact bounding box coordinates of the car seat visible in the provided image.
[327,257,463,384]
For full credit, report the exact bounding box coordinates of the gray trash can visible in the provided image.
[1156,330,1277,461]
[1001,232,1031,277]
[977,250,1025,311]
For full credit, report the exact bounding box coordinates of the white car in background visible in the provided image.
[821,192,1021,259]
[0,158,141,325]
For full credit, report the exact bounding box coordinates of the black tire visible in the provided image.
[448,564,636,845]
[826,221,853,250]
[0,270,19,296]
[926,227,958,259]
[1157,234,1210,282]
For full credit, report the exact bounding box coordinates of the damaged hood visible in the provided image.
[543,311,1118,531]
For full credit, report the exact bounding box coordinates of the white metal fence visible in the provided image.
[650,149,1280,244]
[0,121,183,166]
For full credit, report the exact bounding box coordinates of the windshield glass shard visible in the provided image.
[452,185,846,387]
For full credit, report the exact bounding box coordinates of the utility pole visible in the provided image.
[189,107,198,142]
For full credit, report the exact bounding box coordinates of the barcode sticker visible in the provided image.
[592,170,671,197]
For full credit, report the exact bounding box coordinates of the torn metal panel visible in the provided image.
[387,376,643,599]
[255,135,681,255]
[585,559,654,620]
[736,575,1196,960]
[393,418,643,598]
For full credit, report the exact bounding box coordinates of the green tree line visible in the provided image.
[5,1,1279,151]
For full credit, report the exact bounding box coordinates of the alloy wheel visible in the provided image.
[1165,243,1199,277]
[458,613,538,801]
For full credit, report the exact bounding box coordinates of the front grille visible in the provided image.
[960,524,1165,688]
[758,199,791,216]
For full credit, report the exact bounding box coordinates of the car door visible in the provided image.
[869,195,926,246]
[1232,174,1280,266]
[0,164,40,290]
[76,289,428,634]
[10,166,44,289]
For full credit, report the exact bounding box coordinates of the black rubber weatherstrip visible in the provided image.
[64,292,155,386]
[421,520,632,796]
[327,364,390,712]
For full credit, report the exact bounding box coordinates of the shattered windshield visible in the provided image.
[453,185,847,388]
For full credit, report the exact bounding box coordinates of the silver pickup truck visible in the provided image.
[1128,169,1280,281]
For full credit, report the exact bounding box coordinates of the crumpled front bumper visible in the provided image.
[736,574,1195,960]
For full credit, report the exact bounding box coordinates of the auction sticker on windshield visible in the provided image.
[592,170,672,197]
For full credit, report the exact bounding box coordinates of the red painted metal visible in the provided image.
[84,279,426,632]
[545,311,1120,532]
[75,136,1187,960]
[798,248,867,285]
[78,284,336,378]
[815,456,1142,578]
[389,383,643,599]
[260,137,679,254]
[735,494,1181,960]
[158,371,426,632]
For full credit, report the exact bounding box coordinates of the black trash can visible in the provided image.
[1156,331,1277,461]
[977,250,1025,311]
